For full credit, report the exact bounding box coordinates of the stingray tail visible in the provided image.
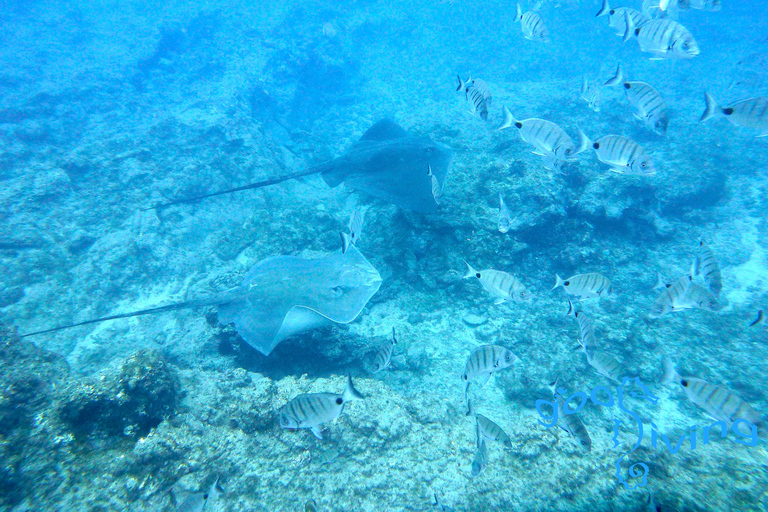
[144,168,317,211]
[19,291,238,338]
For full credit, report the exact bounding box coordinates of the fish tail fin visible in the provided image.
[340,232,352,254]
[574,127,591,155]
[700,92,719,122]
[456,74,465,92]
[604,62,625,86]
[565,298,575,317]
[750,310,765,327]
[596,0,611,16]
[690,256,700,279]
[516,3,523,20]
[462,260,477,279]
[653,272,667,290]
[498,105,515,130]
[622,11,636,43]
[551,274,565,291]
[548,376,560,396]
[343,376,365,401]
[466,398,474,417]
[661,356,679,384]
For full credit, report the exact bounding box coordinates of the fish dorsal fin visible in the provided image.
[359,119,409,141]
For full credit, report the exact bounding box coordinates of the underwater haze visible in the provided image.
[1,0,768,510]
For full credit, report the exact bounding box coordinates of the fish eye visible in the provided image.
[641,162,647,168]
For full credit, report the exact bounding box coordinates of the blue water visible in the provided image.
[1,0,767,510]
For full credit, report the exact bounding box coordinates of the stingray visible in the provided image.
[146,119,454,214]
[20,246,382,356]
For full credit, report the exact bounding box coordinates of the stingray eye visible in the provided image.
[425,147,435,156]
[331,285,346,296]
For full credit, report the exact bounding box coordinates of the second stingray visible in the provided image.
[149,119,454,214]
[22,246,383,356]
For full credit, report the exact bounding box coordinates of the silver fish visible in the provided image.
[371,327,397,374]
[596,0,648,36]
[470,438,489,477]
[683,282,720,312]
[566,298,597,348]
[499,106,589,164]
[650,275,719,317]
[278,376,364,440]
[461,344,518,403]
[580,75,601,112]
[176,477,222,512]
[623,14,700,60]
[516,4,549,42]
[428,164,442,205]
[662,358,763,432]
[552,273,613,299]
[457,75,491,121]
[585,133,655,176]
[476,413,513,448]
[700,93,768,137]
[498,193,512,233]
[463,261,532,304]
[470,78,493,107]
[605,63,668,135]
[550,378,592,451]
[340,208,364,254]
[579,343,627,383]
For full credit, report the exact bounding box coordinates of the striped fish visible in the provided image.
[516,4,549,43]
[596,0,648,37]
[700,93,768,137]
[462,344,518,403]
[586,134,655,176]
[340,207,364,254]
[650,275,692,318]
[552,272,613,299]
[605,63,668,135]
[427,164,442,205]
[683,282,720,312]
[457,75,491,121]
[498,193,512,233]
[470,438,488,477]
[476,413,513,448]
[650,275,719,317]
[623,15,700,60]
[580,75,601,112]
[662,358,763,432]
[371,327,397,374]
[550,378,592,451]
[579,343,628,383]
[566,298,597,348]
[499,106,589,163]
[277,376,364,440]
[463,261,531,304]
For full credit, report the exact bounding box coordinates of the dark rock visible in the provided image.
[59,349,180,439]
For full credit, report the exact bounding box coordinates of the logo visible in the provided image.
[535,377,759,488]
